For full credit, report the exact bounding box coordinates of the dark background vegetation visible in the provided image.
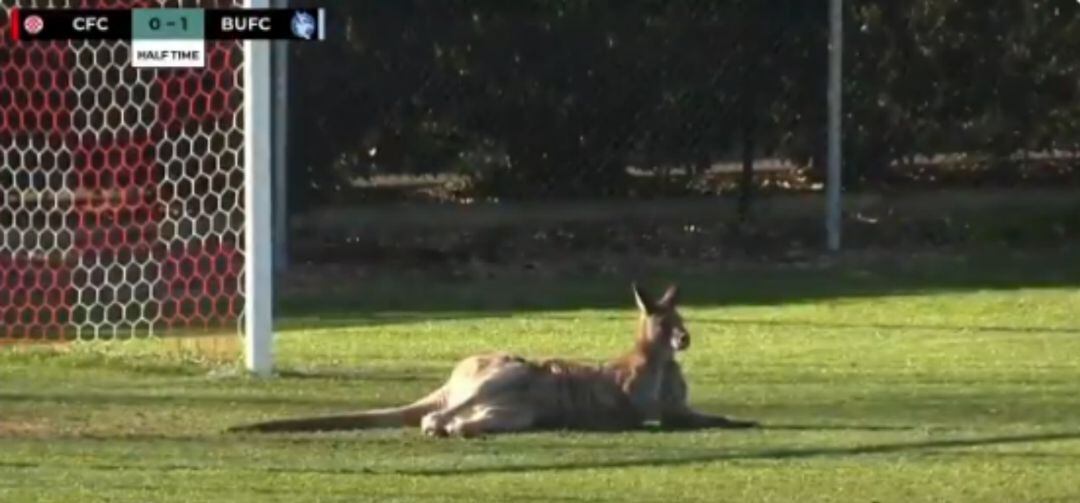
[279,1,1080,268]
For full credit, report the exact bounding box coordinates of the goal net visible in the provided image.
[0,0,259,360]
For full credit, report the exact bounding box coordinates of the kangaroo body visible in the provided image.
[228,284,757,437]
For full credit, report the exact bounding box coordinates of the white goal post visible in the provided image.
[241,0,272,373]
[0,0,274,374]
[242,0,273,374]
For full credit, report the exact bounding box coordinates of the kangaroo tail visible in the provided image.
[226,387,446,433]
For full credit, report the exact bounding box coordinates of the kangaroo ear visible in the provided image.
[657,284,680,308]
[632,282,655,314]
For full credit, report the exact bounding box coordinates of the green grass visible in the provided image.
[2,249,1080,502]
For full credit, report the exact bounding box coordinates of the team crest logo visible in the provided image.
[290,11,315,40]
[24,15,44,35]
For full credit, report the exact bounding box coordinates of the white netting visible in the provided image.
[0,0,246,342]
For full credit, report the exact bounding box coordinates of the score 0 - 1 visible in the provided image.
[148,14,189,31]
[130,8,206,68]
[135,8,202,38]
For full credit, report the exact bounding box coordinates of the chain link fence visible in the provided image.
[3,1,1079,341]
[279,1,1079,273]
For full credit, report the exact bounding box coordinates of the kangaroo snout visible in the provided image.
[671,330,690,351]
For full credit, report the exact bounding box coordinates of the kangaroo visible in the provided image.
[227,283,758,437]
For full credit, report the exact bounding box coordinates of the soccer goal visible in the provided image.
[0,0,273,374]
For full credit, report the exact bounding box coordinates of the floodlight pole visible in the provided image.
[826,0,843,252]
[243,0,274,376]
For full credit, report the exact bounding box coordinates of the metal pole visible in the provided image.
[272,0,290,273]
[826,0,843,251]
[243,0,274,376]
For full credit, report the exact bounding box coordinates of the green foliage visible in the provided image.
[843,0,1080,185]
[286,1,1080,207]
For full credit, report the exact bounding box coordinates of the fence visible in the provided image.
[3,1,1080,373]
[280,1,1080,266]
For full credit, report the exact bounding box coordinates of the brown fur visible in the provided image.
[227,283,758,437]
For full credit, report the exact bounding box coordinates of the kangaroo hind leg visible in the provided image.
[420,358,533,437]
[444,405,536,438]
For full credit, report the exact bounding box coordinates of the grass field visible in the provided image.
[2,248,1079,502]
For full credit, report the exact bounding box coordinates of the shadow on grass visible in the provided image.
[0,458,613,502]
[538,315,1080,336]
[5,430,1076,480]
[696,318,1080,335]
[0,390,406,409]
[756,423,920,432]
[278,248,1080,329]
[278,314,1080,337]
[398,430,1080,477]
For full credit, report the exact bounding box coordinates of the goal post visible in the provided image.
[0,0,275,374]
[242,0,273,375]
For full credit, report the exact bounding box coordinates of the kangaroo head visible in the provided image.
[632,283,690,353]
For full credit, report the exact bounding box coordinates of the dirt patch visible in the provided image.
[0,419,52,438]
[288,189,1080,273]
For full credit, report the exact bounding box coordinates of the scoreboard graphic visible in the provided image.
[0,4,318,342]
[9,7,325,67]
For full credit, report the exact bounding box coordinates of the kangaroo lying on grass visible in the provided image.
[228,283,758,437]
